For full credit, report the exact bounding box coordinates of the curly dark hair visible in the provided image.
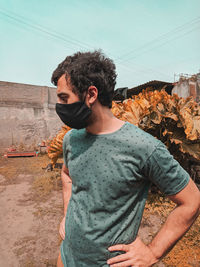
[51,50,117,108]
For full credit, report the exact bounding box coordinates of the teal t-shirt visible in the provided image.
[61,122,190,267]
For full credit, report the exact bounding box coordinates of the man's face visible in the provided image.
[56,74,80,104]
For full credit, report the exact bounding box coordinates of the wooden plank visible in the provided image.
[6,151,37,158]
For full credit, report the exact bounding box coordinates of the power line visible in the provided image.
[116,16,200,61]
[0,8,95,51]
[0,7,171,82]
[112,17,200,80]
[0,8,146,79]
[0,7,193,85]
[116,16,200,63]
[117,62,173,82]
[117,24,200,64]
[115,54,173,81]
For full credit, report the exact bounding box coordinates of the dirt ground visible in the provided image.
[0,155,199,267]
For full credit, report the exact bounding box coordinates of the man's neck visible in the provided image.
[86,104,125,135]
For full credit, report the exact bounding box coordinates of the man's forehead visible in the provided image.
[57,74,68,85]
[57,74,72,93]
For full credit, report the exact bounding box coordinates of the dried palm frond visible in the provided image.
[47,125,71,167]
[111,89,200,182]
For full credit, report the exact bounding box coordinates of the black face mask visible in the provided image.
[55,101,92,129]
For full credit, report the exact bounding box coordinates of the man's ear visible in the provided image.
[87,86,98,106]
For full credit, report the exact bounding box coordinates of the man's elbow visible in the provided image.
[185,190,200,220]
[194,192,200,217]
[173,180,200,221]
[191,182,200,216]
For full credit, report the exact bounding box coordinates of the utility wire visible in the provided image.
[0,7,189,84]
[0,7,170,81]
[117,61,173,81]
[111,18,200,81]
[0,8,95,51]
[117,24,200,64]
[116,16,200,63]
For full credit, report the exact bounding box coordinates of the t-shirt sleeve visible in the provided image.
[142,141,190,195]
[62,130,71,168]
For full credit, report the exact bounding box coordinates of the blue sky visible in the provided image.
[0,0,200,89]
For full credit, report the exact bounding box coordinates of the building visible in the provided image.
[114,76,200,103]
[0,81,62,152]
[113,80,174,102]
[172,73,200,103]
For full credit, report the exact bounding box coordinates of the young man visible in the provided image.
[52,51,200,267]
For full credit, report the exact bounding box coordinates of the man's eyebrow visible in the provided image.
[57,92,69,97]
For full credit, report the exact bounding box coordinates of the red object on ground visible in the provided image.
[7,148,16,152]
[5,151,37,158]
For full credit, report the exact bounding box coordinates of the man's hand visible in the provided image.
[107,236,158,267]
[59,216,66,240]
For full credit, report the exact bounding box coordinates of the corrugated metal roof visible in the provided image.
[113,80,174,101]
[127,80,173,97]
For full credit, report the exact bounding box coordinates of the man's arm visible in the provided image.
[108,179,200,266]
[61,164,72,216]
[59,163,72,240]
[148,178,200,260]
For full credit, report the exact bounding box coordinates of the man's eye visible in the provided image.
[60,97,68,102]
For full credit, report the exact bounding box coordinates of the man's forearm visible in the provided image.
[63,187,71,216]
[61,169,72,216]
[148,199,200,261]
[108,201,199,267]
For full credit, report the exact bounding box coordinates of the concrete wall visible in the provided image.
[172,73,200,103]
[0,81,63,152]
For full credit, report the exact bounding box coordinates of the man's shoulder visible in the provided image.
[123,122,160,146]
[121,122,161,163]
[63,128,85,146]
[63,129,72,142]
